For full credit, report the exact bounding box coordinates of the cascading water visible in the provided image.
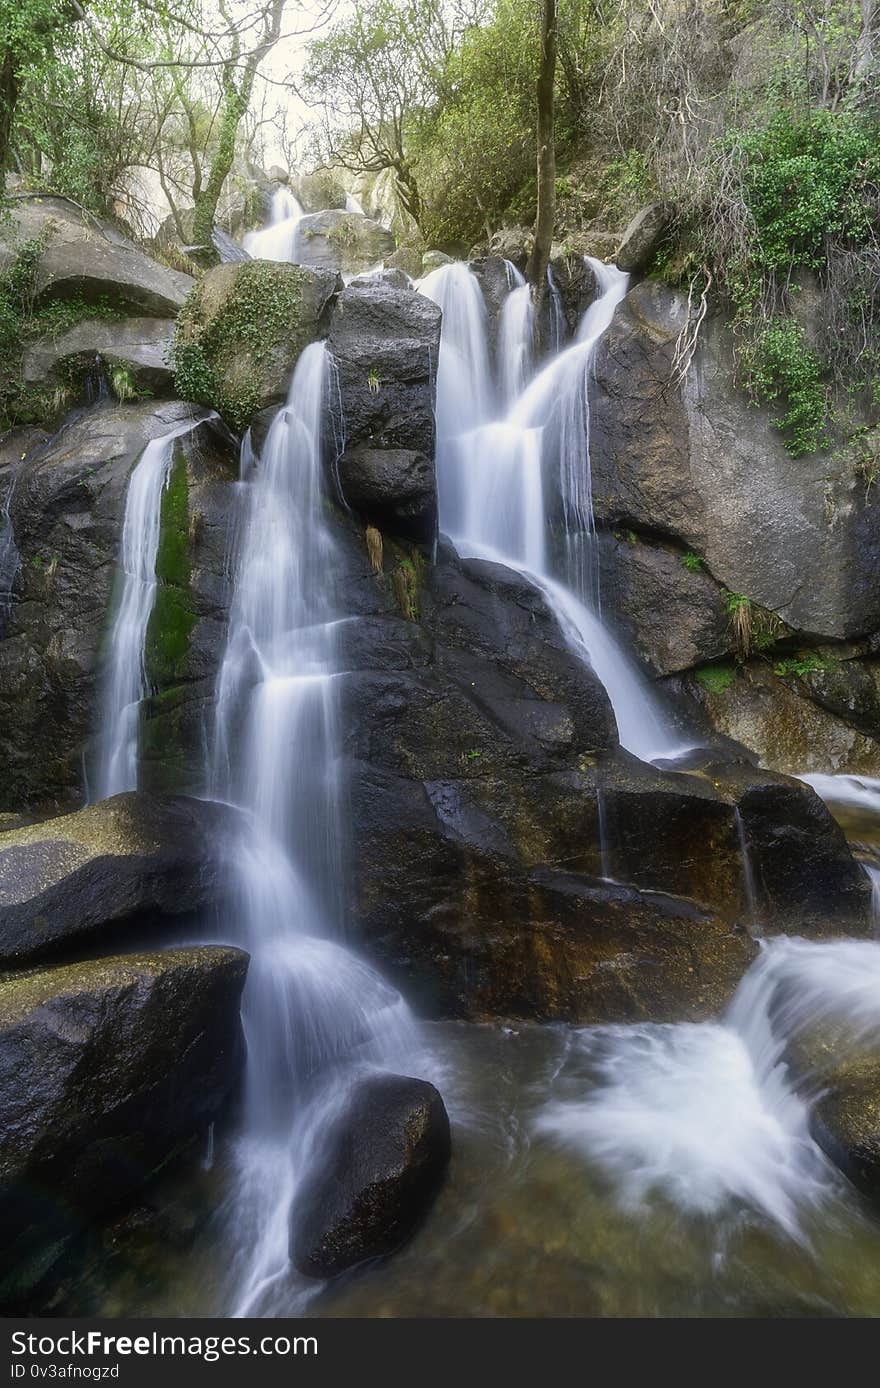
[797,773,880,926]
[534,936,880,1239]
[497,265,534,407]
[93,418,203,801]
[211,342,420,1316]
[243,186,304,263]
[420,257,688,763]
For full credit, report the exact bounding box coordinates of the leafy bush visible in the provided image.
[741,319,828,456]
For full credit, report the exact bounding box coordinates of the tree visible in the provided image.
[302,0,458,232]
[526,0,558,297]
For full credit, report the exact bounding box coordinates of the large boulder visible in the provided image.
[0,946,247,1300]
[614,203,670,273]
[1,196,193,316]
[336,447,436,542]
[0,401,236,809]
[22,317,176,397]
[171,260,339,431]
[294,210,395,277]
[327,281,441,459]
[0,792,240,966]
[294,170,349,213]
[291,1072,451,1277]
[590,280,880,643]
[598,531,729,676]
[674,658,880,777]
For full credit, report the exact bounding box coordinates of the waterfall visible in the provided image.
[419,258,689,764]
[93,418,201,801]
[243,186,304,263]
[211,342,419,1316]
[497,282,534,406]
[547,265,565,351]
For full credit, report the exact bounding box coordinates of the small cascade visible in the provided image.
[345,192,365,214]
[497,282,534,406]
[211,343,421,1316]
[796,772,880,930]
[547,265,565,351]
[420,257,688,764]
[243,186,304,262]
[536,936,880,1239]
[94,418,202,801]
[734,806,761,932]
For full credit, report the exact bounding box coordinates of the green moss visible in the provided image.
[681,551,704,572]
[171,261,314,432]
[144,453,195,688]
[774,653,834,679]
[695,663,736,696]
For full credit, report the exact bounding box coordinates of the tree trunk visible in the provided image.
[854,0,877,77]
[0,50,18,175]
[526,0,558,304]
[191,80,246,248]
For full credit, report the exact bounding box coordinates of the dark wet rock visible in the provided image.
[0,792,241,966]
[547,252,598,338]
[1,196,193,316]
[0,401,237,809]
[487,226,532,271]
[292,1072,451,1277]
[22,317,176,397]
[469,255,519,357]
[336,447,436,541]
[327,282,441,458]
[598,531,729,676]
[349,268,412,291]
[701,762,872,935]
[421,250,453,272]
[0,946,247,1301]
[615,203,670,272]
[590,280,880,643]
[294,210,395,276]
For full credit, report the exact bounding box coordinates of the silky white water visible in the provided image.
[536,935,880,1239]
[243,186,304,262]
[211,342,421,1316]
[0,464,20,635]
[94,418,202,801]
[420,257,688,763]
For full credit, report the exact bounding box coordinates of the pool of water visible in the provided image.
[50,1019,880,1319]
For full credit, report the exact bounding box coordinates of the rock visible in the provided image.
[385,247,423,280]
[615,203,670,272]
[468,255,521,359]
[1,196,193,316]
[0,401,236,808]
[546,252,599,338]
[294,170,349,213]
[291,1072,451,1277]
[701,762,872,935]
[598,532,729,675]
[675,659,880,777]
[0,792,241,966]
[0,946,247,1299]
[327,282,441,457]
[171,260,339,431]
[294,210,395,277]
[421,250,453,273]
[267,165,290,185]
[22,317,176,397]
[349,268,412,291]
[336,447,436,542]
[590,280,880,642]
[487,226,532,270]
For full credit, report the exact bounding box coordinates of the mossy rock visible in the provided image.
[171,260,339,431]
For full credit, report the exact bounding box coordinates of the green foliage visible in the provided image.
[694,663,736,695]
[171,261,313,432]
[741,319,829,456]
[737,110,879,280]
[681,551,704,572]
[774,653,832,678]
[144,452,195,687]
